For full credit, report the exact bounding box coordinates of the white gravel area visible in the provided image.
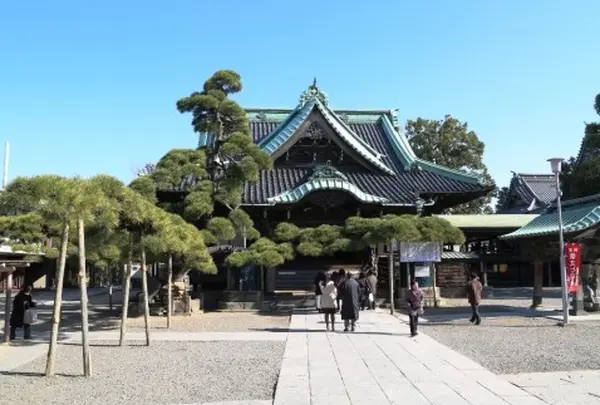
[0,340,285,405]
[122,312,291,332]
[421,315,600,374]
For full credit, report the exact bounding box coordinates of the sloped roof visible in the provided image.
[498,173,555,214]
[436,214,537,229]
[197,82,493,207]
[500,193,600,240]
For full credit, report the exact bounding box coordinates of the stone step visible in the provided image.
[217,301,262,311]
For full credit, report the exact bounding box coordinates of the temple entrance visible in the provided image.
[273,251,366,291]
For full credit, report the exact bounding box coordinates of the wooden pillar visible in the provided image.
[546,262,553,286]
[3,269,14,343]
[532,260,544,307]
[480,261,488,287]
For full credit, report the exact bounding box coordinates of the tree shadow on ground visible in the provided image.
[415,304,560,322]
[0,370,82,378]
[489,287,562,300]
[249,327,406,336]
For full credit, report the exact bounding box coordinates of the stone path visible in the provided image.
[274,310,549,405]
[503,371,600,405]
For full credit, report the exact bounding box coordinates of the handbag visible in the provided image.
[23,309,37,324]
[368,293,374,303]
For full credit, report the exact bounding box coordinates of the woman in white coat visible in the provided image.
[321,274,338,331]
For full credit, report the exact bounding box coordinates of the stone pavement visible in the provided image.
[503,370,600,405]
[274,310,549,405]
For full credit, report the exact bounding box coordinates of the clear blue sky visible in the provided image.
[2,1,599,190]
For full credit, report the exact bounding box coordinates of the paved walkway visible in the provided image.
[503,371,600,405]
[274,310,549,405]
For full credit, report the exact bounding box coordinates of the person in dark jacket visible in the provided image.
[406,280,423,337]
[341,272,360,332]
[357,272,367,310]
[467,273,483,325]
[334,269,346,311]
[314,270,327,313]
[365,270,378,310]
[10,285,36,340]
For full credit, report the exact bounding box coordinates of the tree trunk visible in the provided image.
[119,234,134,346]
[140,240,151,346]
[45,221,69,377]
[77,218,92,377]
[3,270,13,343]
[167,254,173,329]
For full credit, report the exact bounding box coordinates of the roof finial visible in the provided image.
[298,78,329,107]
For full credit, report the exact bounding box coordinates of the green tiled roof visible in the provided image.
[257,98,396,175]
[436,214,538,229]
[441,251,480,260]
[500,193,600,240]
[266,177,390,205]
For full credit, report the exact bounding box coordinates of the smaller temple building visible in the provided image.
[501,193,600,311]
[498,172,555,214]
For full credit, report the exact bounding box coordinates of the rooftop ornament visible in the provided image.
[298,78,329,107]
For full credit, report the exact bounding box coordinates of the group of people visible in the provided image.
[314,269,378,332]
[314,269,484,337]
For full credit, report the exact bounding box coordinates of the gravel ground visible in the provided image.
[122,312,291,332]
[0,340,285,405]
[421,315,600,374]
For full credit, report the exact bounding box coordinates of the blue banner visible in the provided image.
[399,242,442,263]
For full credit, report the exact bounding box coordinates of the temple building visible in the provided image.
[198,81,494,295]
[497,172,555,214]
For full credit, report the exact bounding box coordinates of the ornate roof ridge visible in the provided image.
[515,173,554,179]
[246,107,396,116]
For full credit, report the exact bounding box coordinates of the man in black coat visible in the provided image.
[341,272,360,332]
[10,285,36,340]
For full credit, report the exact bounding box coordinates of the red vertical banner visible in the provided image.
[565,243,581,293]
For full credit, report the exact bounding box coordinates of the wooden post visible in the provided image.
[532,260,544,308]
[45,221,69,377]
[119,236,133,346]
[167,255,173,329]
[3,268,13,343]
[78,218,92,377]
[481,261,488,287]
[431,263,438,308]
[140,242,151,346]
[388,240,394,315]
[547,262,553,286]
[108,283,113,312]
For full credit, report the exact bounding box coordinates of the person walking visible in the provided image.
[467,273,483,325]
[406,280,423,337]
[10,286,36,340]
[366,270,378,310]
[321,274,338,331]
[314,270,326,313]
[357,272,367,311]
[341,272,360,332]
[334,269,346,311]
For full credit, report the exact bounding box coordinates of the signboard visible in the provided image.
[565,243,581,293]
[399,242,442,263]
[414,264,431,278]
